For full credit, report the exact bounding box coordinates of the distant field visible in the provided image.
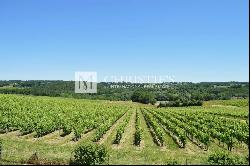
[0,94,249,165]
[203,99,249,107]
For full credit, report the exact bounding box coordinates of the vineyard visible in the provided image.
[0,94,249,165]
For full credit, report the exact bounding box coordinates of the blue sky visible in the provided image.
[0,0,248,82]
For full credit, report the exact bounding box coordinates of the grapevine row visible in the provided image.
[134,109,143,146]
[142,109,165,146]
[113,111,133,144]
[147,109,186,148]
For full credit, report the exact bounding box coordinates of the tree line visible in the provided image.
[0,80,248,106]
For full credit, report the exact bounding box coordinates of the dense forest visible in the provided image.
[0,80,248,106]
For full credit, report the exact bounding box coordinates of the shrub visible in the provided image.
[0,139,2,159]
[27,152,39,165]
[114,129,123,144]
[134,129,142,146]
[71,142,108,165]
[166,158,178,165]
[208,151,247,165]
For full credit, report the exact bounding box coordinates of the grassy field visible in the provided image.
[0,94,249,165]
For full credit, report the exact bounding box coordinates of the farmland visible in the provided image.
[0,94,249,165]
